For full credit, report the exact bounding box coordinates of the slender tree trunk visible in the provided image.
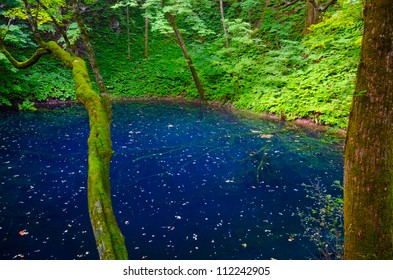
[162,2,205,100]
[219,0,229,48]
[303,0,319,33]
[344,0,393,259]
[144,16,149,58]
[127,6,131,60]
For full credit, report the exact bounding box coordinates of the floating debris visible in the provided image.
[12,254,24,259]
[241,243,247,248]
[288,237,295,242]
[259,134,274,139]
[19,230,29,236]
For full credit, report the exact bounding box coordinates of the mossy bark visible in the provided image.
[45,41,128,260]
[344,0,393,259]
[71,0,111,120]
[0,41,49,69]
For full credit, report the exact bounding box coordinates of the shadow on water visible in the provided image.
[0,101,343,259]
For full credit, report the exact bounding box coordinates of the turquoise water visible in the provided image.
[0,102,343,259]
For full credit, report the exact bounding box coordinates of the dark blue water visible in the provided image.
[0,102,343,260]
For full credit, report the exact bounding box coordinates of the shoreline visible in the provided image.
[1,96,346,138]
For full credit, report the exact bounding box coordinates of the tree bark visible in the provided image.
[3,1,128,259]
[144,16,149,58]
[127,5,131,60]
[0,41,49,68]
[303,0,337,33]
[303,0,319,33]
[219,0,229,48]
[344,0,393,259]
[47,41,128,260]
[72,0,111,119]
[162,2,205,100]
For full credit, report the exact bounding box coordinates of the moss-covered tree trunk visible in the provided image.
[71,0,111,116]
[2,0,128,261]
[344,0,393,259]
[46,41,128,260]
[45,41,128,260]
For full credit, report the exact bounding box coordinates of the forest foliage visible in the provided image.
[1,0,363,128]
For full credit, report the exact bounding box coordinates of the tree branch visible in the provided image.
[35,0,73,52]
[309,0,319,10]
[0,39,49,69]
[319,0,337,12]
[22,0,44,46]
[282,0,301,8]
[309,0,337,12]
[1,17,15,41]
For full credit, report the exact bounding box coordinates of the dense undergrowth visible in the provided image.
[0,0,363,129]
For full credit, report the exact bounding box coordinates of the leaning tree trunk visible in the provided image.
[165,13,205,100]
[344,0,393,259]
[0,38,128,259]
[3,0,128,260]
[161,1,205,101]
[46,41,128,260]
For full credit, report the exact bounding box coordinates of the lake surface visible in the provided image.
[0,101,343,260]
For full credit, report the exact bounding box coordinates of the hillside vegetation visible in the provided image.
[0,0,363,128]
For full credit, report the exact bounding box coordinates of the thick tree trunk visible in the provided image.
[72,0,111,120]
[219,0,229,48]
[164,11,205,100]
[46,41,128,260]
[344,0,393,259]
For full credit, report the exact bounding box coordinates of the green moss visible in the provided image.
[43,40,128,260]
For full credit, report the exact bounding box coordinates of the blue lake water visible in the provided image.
[0,101,343,260]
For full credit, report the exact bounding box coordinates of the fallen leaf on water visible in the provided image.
[260,134,274,139]
[19,230,29,236]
